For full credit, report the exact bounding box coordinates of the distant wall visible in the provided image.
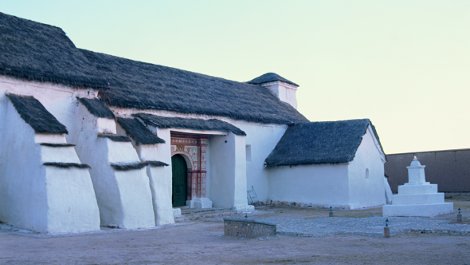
[385,149,470,193]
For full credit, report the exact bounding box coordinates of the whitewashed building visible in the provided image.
[0,12,389,233]
[265,120,387,209]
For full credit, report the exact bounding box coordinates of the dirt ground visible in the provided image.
[1,222,469,265]
[1,196,469,265]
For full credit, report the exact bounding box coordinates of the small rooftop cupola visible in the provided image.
[248,72,299,109]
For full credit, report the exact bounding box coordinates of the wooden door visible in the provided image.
[172,155,188,207]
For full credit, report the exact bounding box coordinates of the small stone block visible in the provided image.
[224,218,276,238]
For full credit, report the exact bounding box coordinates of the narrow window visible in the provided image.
[246,145,252,162]
[365,168,370,179]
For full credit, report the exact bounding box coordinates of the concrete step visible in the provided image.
[393,193,445,205]
[383,202,454,217]
[398,183,438,195]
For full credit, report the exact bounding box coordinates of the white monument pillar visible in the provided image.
[383,156,453,217]
[407,157,427,185]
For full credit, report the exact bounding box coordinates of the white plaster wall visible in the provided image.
[209,133,250,209]
[347,126,386,209]
[0,75,294,227]
[41,146,81,163]
[0,76,292,214]
[71,102,156,228]
[114,107,288,204]
[146,165,175,225]
[69,103,124,227]
[107,141,141,164]
[138,129,174,215]
[267,164,350,207]
[138,143,174,225]
[228,121,286,203]
[0,98,47,232]
[259,81,298,109]
[232,134,250,210]
[139,129,172,165]
[35,134,67,144]
[45,167,100,233]
[114,169,155,228]
[267,84,280,98]
[0,76,97,143]
[0,76,295,218]
[0,90,100,233]
[284,86,298,109]
[97,118,117,134]
[209,134,233,208]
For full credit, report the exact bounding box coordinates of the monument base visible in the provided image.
[383,202,453,217]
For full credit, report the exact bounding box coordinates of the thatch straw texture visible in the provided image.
[111,160,168,171]
[110,162,147,171]
[97,133,131,142]
[135,113,246,136]
[77,98,115,118]
[6,94,68,134]
[110,160,168,171]
[81,50,307,125]
[117,117,165,145]
[265,119,384,167]
[145,161,168,167]
[43,162,90,169]
[0,12,108,89]
[248,72,299,86]
[1,12,307,125]
[40,143,75,147]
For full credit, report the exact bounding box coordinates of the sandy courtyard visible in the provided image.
[0,222,469,265]
[1,201,470,265]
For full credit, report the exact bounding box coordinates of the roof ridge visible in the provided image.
[248,72,299,86]
[0,12,64,32]
[79,48,260,88]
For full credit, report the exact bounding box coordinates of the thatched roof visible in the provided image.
[248,72,299,87]
[82,50,307,125]
[43,162,90,169]
[117,117,165,145]
[77,97,114,118]
[97,133,131,142]
[0,12,108,89]
[265,119,384,167]
[146,160,169,167]
[111,160,168,171]
[6,94,68,134]
[40,143,75,147]
[0,12,306,125]
[135,113,246,136]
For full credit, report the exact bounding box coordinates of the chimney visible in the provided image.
[248,72,299,109]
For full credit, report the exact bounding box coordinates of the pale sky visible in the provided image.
[2,1,469,154]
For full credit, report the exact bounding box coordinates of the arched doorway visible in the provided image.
[172,154,188,207]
